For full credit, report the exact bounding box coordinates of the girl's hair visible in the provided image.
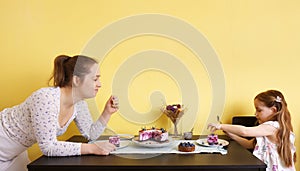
[48,55,98,87]
[254,90,295,167]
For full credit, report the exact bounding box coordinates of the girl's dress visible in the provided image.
[0,87,106,171]
[253,121,296,171]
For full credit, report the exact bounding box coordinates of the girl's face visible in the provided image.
[254,99,276,124]
[75,63,101,99]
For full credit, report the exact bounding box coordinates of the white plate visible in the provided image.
[116,140,130,149]
[196,138,229,147]
[132,137,173,148]
[117,134,134,140]
[94,140,130,149]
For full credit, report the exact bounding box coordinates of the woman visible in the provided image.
[0,55,118,171]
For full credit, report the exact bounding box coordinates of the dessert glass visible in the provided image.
[162,104,185,139]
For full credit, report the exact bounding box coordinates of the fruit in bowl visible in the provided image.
[162,104,185,123]
[162,104,185,137]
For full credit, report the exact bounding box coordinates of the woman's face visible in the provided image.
[254,99,276,124]
[75,63,101,99]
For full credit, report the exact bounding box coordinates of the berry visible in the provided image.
[166,105,172,110]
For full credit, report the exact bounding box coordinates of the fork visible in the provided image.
[217,115,222,124]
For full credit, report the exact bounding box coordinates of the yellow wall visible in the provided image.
[0,0,299,170]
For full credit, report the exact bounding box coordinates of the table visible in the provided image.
[27,135,266,171]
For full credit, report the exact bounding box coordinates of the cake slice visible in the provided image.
[109,136,120,147]
[138,127,168,142]
[207,134,218,145]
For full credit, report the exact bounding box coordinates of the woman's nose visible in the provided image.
[97,81,101,88]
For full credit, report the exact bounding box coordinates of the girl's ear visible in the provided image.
[72,75,81,87]
[271,106,278,113]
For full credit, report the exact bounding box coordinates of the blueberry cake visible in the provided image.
[207,134,218,145]
[178,142,195,152]
[109,136,120,147]
[139,127,168,142]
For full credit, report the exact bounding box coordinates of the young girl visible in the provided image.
[208,90,296,171]
[0,55,119,171]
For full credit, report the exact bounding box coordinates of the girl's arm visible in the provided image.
[225,131,255,149]
[208,123,277,137]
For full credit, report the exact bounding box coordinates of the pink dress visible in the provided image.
[253,121,296,171]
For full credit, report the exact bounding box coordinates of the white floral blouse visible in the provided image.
[253,121,296,171]
[0,87,105,156]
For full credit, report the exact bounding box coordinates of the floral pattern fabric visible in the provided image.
[0,87,105,157]
[253,121,296,171]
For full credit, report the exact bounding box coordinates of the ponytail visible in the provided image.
[48,55,98,87]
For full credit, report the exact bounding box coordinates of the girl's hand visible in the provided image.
[93,141,116,155]
[207,123,222,132]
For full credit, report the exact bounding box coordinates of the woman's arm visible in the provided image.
[30,88,117,156]
[74,101,106,141]
[30,89,82,156]
[75,96,118,141]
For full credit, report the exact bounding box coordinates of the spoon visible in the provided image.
[217,115,222,124]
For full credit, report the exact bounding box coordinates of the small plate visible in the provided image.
[94,140,130,149]
[196,138,229,147]
[116,140,130,149]
[132,137,173,148]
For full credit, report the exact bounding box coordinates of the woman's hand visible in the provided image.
[207,123,222,132]
[81,142,116,155]
[103,95,119,115]
[93,141,116,155]
[99,95,119,125]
